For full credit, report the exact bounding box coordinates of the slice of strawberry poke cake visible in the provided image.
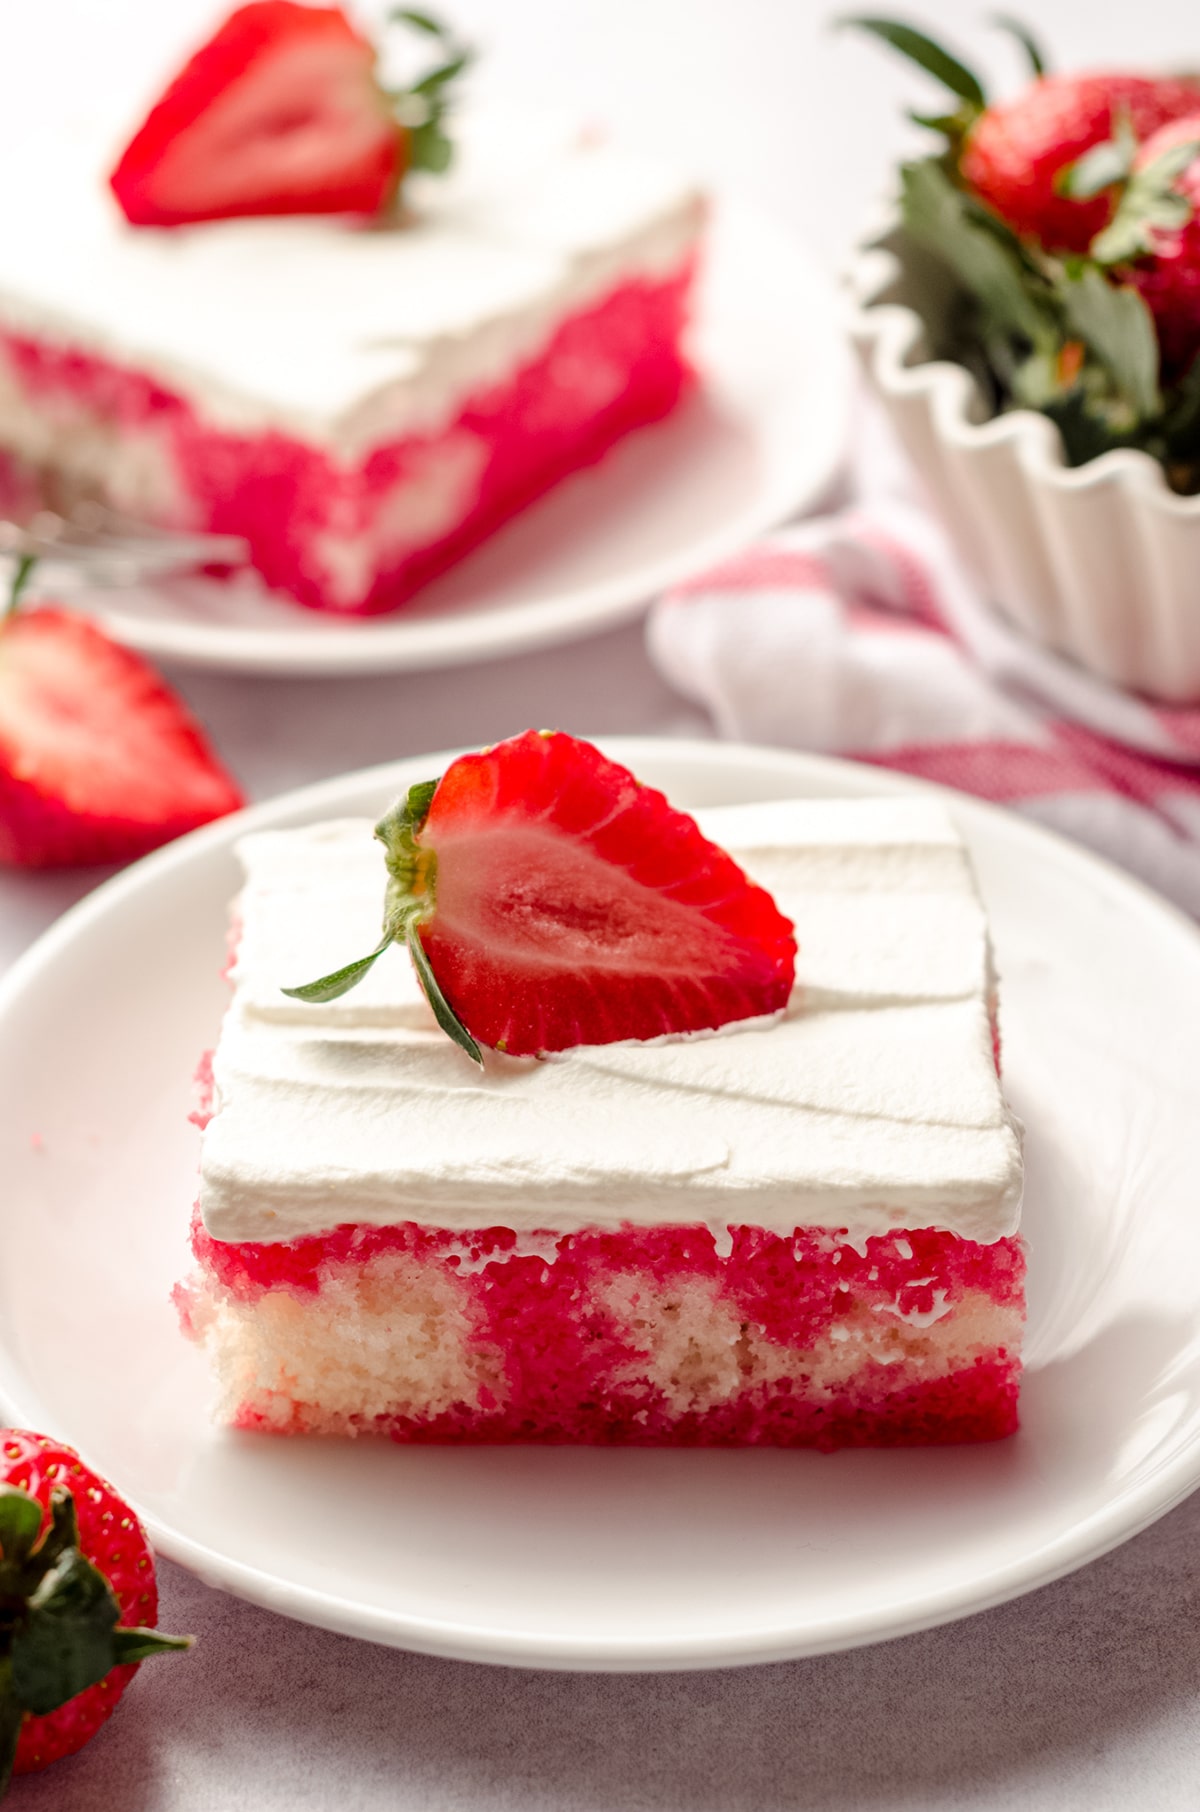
[180,731,1025,1448]
[0,5,704,615]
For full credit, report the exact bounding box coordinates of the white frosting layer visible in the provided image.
[198,799,1023,1246]
[0,113,704,451]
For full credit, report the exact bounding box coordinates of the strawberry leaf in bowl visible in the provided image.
[1055,265,1161,416]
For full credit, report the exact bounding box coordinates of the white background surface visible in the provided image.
[4,1,1200,1807]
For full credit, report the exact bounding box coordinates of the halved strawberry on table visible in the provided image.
[285,729,798,1061]
[109,1,472,228]
[0,574,243,868]
[0,1429,189,1793]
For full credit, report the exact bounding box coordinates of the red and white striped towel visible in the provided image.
[647,413,1200,917]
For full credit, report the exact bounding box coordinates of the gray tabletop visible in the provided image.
[5,0,1200,1803]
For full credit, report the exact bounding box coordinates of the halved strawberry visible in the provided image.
[0,606,243,868]
[285,730,797,1060]
[109,2,404,227]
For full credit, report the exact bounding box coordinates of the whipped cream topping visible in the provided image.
[198,798,1023,1246]
[0,112,704,450]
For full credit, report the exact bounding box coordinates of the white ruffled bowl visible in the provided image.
[846,221,1200,703]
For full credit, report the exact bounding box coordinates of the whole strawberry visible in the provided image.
[0,565,243,868]
[845,17,1200,494]
[961,73,1200,252]
[285,729,797,1059]
[844,18,1200,251]
[0,1429,188,1792]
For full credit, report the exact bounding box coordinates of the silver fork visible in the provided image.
[0,503,250,588]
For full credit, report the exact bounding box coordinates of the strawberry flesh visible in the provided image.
[109,1,403,227]
[0,608,243,867]
[415,731,797,1056]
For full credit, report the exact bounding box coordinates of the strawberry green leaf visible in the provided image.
[1007,348,1062,411]
[405,922,483,1067]
[35,1486,81,1576]
[412,52,469,97]
[1092,137,1200,264]
[281,935,394,1004]
[838,17,986,108]
[378,778,437,848]
[10,1549,121,1717]
[989,14,1047,79]
[278,773,479,1062]
[110,1627,193,1665]
[0,1486,43,1565]
[900,158,1054,349]
[908,108,971,135]
[389,6,444,32]
[1058,123,1136,201]
[281,780,443,1010]
[1037,380,1143,465]
[3,553,36,623]
[376,778,439,915]
[384,8,472,178]
[1056,267,1161,416]
[408,121,453,174]
[377,780,480,1062]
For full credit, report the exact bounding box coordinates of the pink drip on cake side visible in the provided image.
[182,1209,1026,1449]
[0,258,697,615]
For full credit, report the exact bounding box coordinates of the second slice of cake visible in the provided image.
[181,794,1025,1447]
[0,121,703,615]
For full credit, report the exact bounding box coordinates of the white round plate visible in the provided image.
[48,201,851,676]
[3,740,1200,1672]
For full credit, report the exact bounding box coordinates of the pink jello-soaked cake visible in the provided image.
[180,796,1025,1448]
[0,123,702,614]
